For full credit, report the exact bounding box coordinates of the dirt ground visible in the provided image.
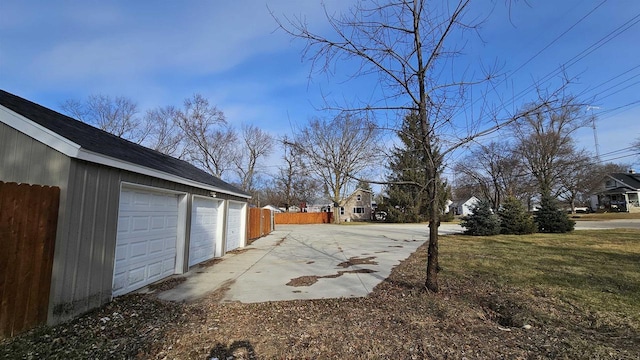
[1,241,638,359]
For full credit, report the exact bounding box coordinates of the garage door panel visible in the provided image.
[149,238,166,254]
[162,258,175,273]
[128,266,146,286]
[147,261,163,278]
[150,216,166,229]
[130,241,148,258]
[225,202,244,252]
[189,198,222,267]
[113,188,179,297]
[112,273,126,293]
[115,244,127,262]
[117,217,130,232]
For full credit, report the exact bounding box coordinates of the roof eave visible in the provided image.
[0,105,81,157]
[1,104,251,199]
[76,149,251,198]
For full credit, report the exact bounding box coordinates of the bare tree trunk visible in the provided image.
[425,168,439,292]
[333,205,341,224]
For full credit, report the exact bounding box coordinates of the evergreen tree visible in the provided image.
[535,194,575,233]
[460,199,501,236]
[498,197,536,235]
[356,180,372,191]
[385,112,449,222]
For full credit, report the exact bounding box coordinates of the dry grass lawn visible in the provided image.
[2,229,639,359]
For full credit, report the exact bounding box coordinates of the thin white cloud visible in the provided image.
[8,0,354,91]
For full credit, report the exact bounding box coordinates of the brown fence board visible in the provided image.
[275,212,333,224]
[248,208,273,241]
[0,182,59,339]
[261,209,271,236]
[12,184,32,338]
[0,182,18,337]
[248,208,261,240]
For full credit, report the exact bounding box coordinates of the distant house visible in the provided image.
[339,188,374,222]
[591,171,640,213]
[0,90,250,326]
[451,196,480,216]
[306,203,325,213]
[286,205,303,213]
[262,205,283,213]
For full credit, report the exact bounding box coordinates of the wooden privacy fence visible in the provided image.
[248,208,273,241]
[0,181,60,339]
[275,212,333,224]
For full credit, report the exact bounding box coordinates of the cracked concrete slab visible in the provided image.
[156,223,463,303]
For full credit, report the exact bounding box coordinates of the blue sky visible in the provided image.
[1,0,639,181]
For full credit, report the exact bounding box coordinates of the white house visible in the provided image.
[451,196,481,216]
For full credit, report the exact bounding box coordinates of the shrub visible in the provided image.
[535,194,575,233]
[460,199,501,236]
[498,197,537,235]
[440,209,455,222]
[385,206,423,223]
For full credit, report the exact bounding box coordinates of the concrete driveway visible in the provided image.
[157,223,458,303]
[155,220,639,304]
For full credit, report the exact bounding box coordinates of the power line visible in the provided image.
[577,64,640,99]
[456,6,640,141]
[507,0,608,79]
[594,99,640,117]
[506,11,640,109]
[598,152,640,163]
[452,0,609,120]
[595,79,640,102]
[599,145,637,157]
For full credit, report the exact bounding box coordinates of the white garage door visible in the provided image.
[189,197,223,266]
[225,201,245,252]
[113,188,179,296]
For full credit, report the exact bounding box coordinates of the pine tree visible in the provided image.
[498,197,536,235]
[535,194,575,233]
[385,112,449,223]
[460,199,501,236]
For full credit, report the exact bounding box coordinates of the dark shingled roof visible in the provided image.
[0,89,249,197]
[610,173,640,191]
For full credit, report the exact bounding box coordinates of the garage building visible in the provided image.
[0,90,250,325]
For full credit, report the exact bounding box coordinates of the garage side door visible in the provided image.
[225,202,245,252]
[189,197,223,266]
[113,188,178,296]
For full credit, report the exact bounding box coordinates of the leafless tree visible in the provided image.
[288,114,381,223]
[143,106,186,158]
[175,94,238,178]
[556,151,594,212]
[268,137,322,211]
[234,124,275,193]
[274,0,564,291]
[61,94,146,143]
[513,97,590,199]
[454,141,530,209]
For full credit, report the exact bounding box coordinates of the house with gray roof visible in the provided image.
[0,89,250,326]
[592,171,640,212]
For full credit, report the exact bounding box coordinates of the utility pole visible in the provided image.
[587,106,601,161]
